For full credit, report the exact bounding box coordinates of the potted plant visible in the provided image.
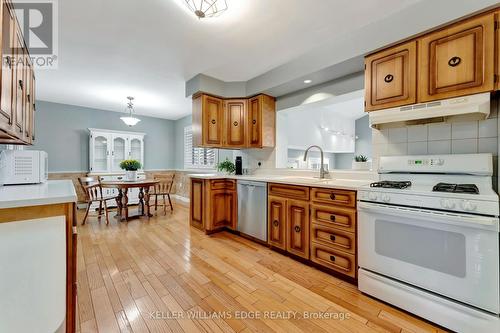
[119,159,142,181]
[216,159,236,175]
[352,155,370,170]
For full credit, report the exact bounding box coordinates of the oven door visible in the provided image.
[358,201,500,313]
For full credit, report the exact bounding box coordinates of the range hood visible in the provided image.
[369,93,490,129]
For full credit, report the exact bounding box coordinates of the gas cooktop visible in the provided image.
[432,183,479,194]
[370,181,412,189]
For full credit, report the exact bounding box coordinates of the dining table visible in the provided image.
[100,179,159,221]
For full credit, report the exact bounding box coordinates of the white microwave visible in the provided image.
[0,150,48,185]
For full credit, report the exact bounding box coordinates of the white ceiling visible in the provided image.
[36,0,420,120]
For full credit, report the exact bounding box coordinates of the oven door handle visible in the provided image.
[358,201,499,230]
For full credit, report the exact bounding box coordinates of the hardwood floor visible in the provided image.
[76,201,447,333]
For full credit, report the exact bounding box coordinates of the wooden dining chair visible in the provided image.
[78,176,119,225]
[150,174,175,215]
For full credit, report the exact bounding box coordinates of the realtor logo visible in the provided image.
[12,0,58,69]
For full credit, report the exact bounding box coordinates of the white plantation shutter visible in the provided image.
[184,126,218,169]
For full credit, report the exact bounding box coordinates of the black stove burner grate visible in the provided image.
[370,181,412,189]
[432,183,479,194]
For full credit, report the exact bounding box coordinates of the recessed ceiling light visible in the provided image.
[304,79,312,84]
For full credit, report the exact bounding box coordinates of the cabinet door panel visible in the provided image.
[0,2,14,134]
[419,13,495,101]
[247,96,261,147]
[268,196,286,250]
[224,99,246,147]
[365,41,417,111]
[23,52,31,143]
[203,95,223,146]
[13,28,23,136]
[190,179,204,230]
[286,199,309,259]
[209,190,234,230]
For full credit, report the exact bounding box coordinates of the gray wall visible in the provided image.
[334,115,372,169]
[31,101,175,172]
[173,115,192,169]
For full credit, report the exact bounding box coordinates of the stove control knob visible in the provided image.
[461,200,477,212]
[382,194,391,203]
[440,199,456,209]
[368,193,378,201]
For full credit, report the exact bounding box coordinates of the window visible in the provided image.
[184,126,218,169]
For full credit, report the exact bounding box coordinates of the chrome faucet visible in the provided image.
[303,145,329,179]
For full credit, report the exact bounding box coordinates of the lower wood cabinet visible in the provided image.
[286,199,309,259]
[268,196,286,250]
[310,242,356,278]
[267,183,357,280]
[189,178,237,232]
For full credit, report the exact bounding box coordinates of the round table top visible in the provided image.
[100,179,159,188]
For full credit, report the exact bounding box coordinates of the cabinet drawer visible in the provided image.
[311,242,356,278]
[311,223,355,254]
[268,183,309,200]
[210,179,235,190]
[311,188,356,207]
[311,204,356,232]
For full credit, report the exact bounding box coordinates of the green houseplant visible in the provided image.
[216,159,236,175]
[352,155,370,170]
[119,159,142,181]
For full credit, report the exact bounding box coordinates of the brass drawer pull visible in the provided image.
[330,193,336,200]
[330,235,336,241]
[330,215,336,222]
[294,225,301,233]
[384,74,394,83]
[233,121,238,126]
[273,220,279,227]
[448,56,461,67]
[330,255,336,262]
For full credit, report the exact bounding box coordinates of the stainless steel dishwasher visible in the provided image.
[237,180,267,242]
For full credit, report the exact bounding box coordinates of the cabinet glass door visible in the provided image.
[130,137,143,168]
[92,135,109,172]
[112,135,127,172]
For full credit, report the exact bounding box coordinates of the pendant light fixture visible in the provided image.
[184,0,228,19]
[120,96,141,127]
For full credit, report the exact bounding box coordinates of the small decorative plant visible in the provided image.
[119,159,142,171]
[354,155,368,162]
[216,159,236,174]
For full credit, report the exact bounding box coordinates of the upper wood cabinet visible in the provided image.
[419,13,495,102]
[365,9,499,111]
[224,99,246,147]
[247,94,276,148]
[0,0,36,144]
[192,93,275,149]
[365,41,417,111]
[495,10,499,91]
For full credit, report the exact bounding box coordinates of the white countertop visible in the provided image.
[188,173,373,190]
[0,180,77,209]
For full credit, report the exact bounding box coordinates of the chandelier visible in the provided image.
[184,0,228,19]
[120,96,141,127]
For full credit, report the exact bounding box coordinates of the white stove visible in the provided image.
[357,154,500,333]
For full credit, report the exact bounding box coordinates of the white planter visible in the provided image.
[125,170,137,181]
[352,161,371,170]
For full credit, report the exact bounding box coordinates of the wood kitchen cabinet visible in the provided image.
[365,8,499,111]
[268,196,286,250]
[267,184,310,259]
[286,199,310,259]
[192,93,275,149]
[224,99,246,147]
[0,0,36,144]
[418,13,495,102]
[365,41,417,111]
[189,178,237,233]
[247,94,276,148]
